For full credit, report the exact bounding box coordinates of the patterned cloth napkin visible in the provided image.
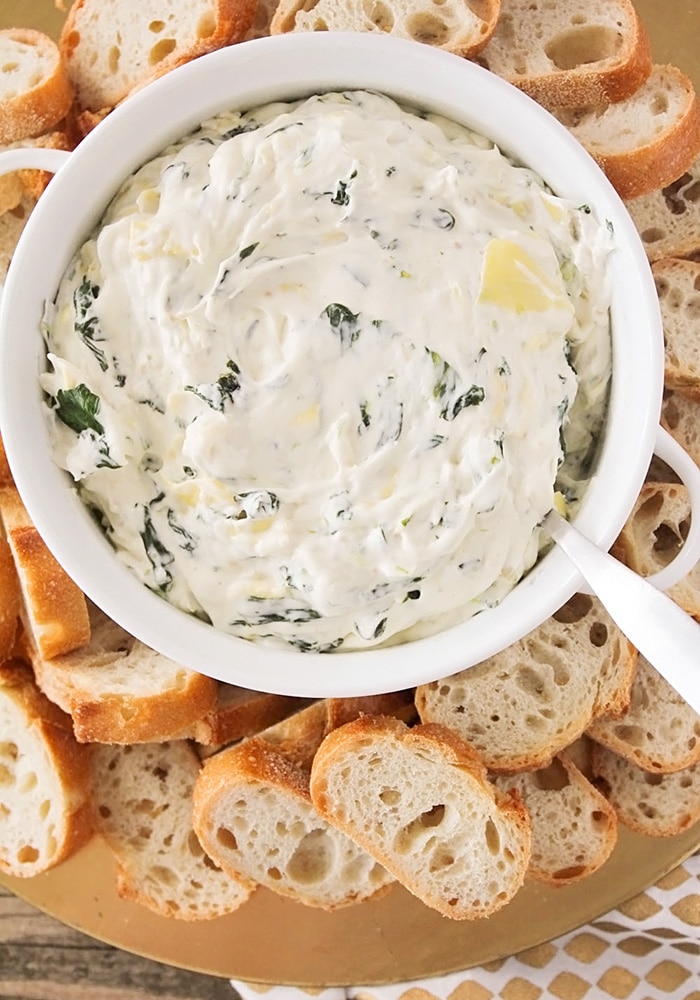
[231,851,699,1000]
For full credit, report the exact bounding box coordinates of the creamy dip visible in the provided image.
[42,90,612,652]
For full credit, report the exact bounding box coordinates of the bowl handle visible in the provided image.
[0,147,71,178]
[643,424,700,591]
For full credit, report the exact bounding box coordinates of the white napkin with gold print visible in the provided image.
[231,851,699,1000]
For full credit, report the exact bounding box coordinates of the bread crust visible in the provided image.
[0,486,91,659]
[475,0,652,111]
[310,715,532,920]
[59,0,259,112]
[0,661,93,878]
[0,29,73,144]
[270,0,501,58]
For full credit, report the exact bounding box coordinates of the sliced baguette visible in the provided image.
[0,485,90,660]
[591,741,700,837]
[0,660,93,877]
[309,715,531,920]
[474,0,652,111]
[625,154,700,262]
[0,194,35,284]
[192,698,411,910]
[554,64,700,199]
[189,685,313,750]
[59,0,258,112]
[587,654,700,773]
[415,592,637,773]
[661,389,700,470]
[27,603,218,744]
[92,740,254,919]
[0,533,20,660]
[653,257,700,401]
[610,481,700,619]
[0,28,73,144]
[493,750,617,885]
[270,0,500,58]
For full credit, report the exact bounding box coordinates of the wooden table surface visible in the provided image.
[0,884,239,1000]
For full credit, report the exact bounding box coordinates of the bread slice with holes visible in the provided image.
[0,486,90,660]
[415,592,637,773]
[474,0,651,111]
[625,153,700,262]
[587,654,700,773]
[26,603,218,744]
[493,750,617,885]
[270,0,500,58]
[91,740,254,919]
[309,715,531,920]
[59,0,258,113]
[553,64,700,199]
[0,660,93,878]
[192,697,414,910]
[0,28,73,144]
[611,481,700,619]
[661,390,700,470]
[652,257,700,401]
[590,741,700,836]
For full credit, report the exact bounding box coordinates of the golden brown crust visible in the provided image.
[0,535,20,660]
[60,0,259,112]
[0,661,94,877]
[190,688,312,748]
[590,68,700,199]
[0,486,90,660]
[270,0,501,58]
[475,0,652,111]
[0,28,73,144]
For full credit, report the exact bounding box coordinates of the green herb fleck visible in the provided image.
[55,384,104,435]
[239,242,259,260]
[185,359,241,411]
[73,277,108,372]
[323,303,361,351]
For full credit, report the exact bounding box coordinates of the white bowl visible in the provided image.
[1,33,699,697]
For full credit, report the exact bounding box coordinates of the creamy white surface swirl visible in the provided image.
[41,90,612,652]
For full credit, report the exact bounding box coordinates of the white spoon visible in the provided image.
[543,509,700,716]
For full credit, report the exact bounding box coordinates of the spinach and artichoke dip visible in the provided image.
[41,90,613,654]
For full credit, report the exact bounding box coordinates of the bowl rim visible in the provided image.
[0,33,664,697]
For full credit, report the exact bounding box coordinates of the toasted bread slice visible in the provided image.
[625,153,700,262]
[416,592,637,773]
[475,0,652,111]
[27,603,218,744]
[309,715,532,920]
[189,685,313,750]
[270,0,500,58]
[59,0,258,112]
[661,390,700,470]
[0,28,73,144]
[92,740,254,919]
[0,660,93,877]
[0,194,35,284]
[493,751,617,885]
[192,697,412,910]
[0,485,90,660]
[611,481,700,619]
[587,654,700,773]
[591,741,700,837]
[652,258,700,402]
[0,533,20,660]
[555,64,700,199]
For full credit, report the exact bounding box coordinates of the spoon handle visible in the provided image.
[544,510,700,716]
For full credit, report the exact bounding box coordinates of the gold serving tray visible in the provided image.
[1,0,699,988]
